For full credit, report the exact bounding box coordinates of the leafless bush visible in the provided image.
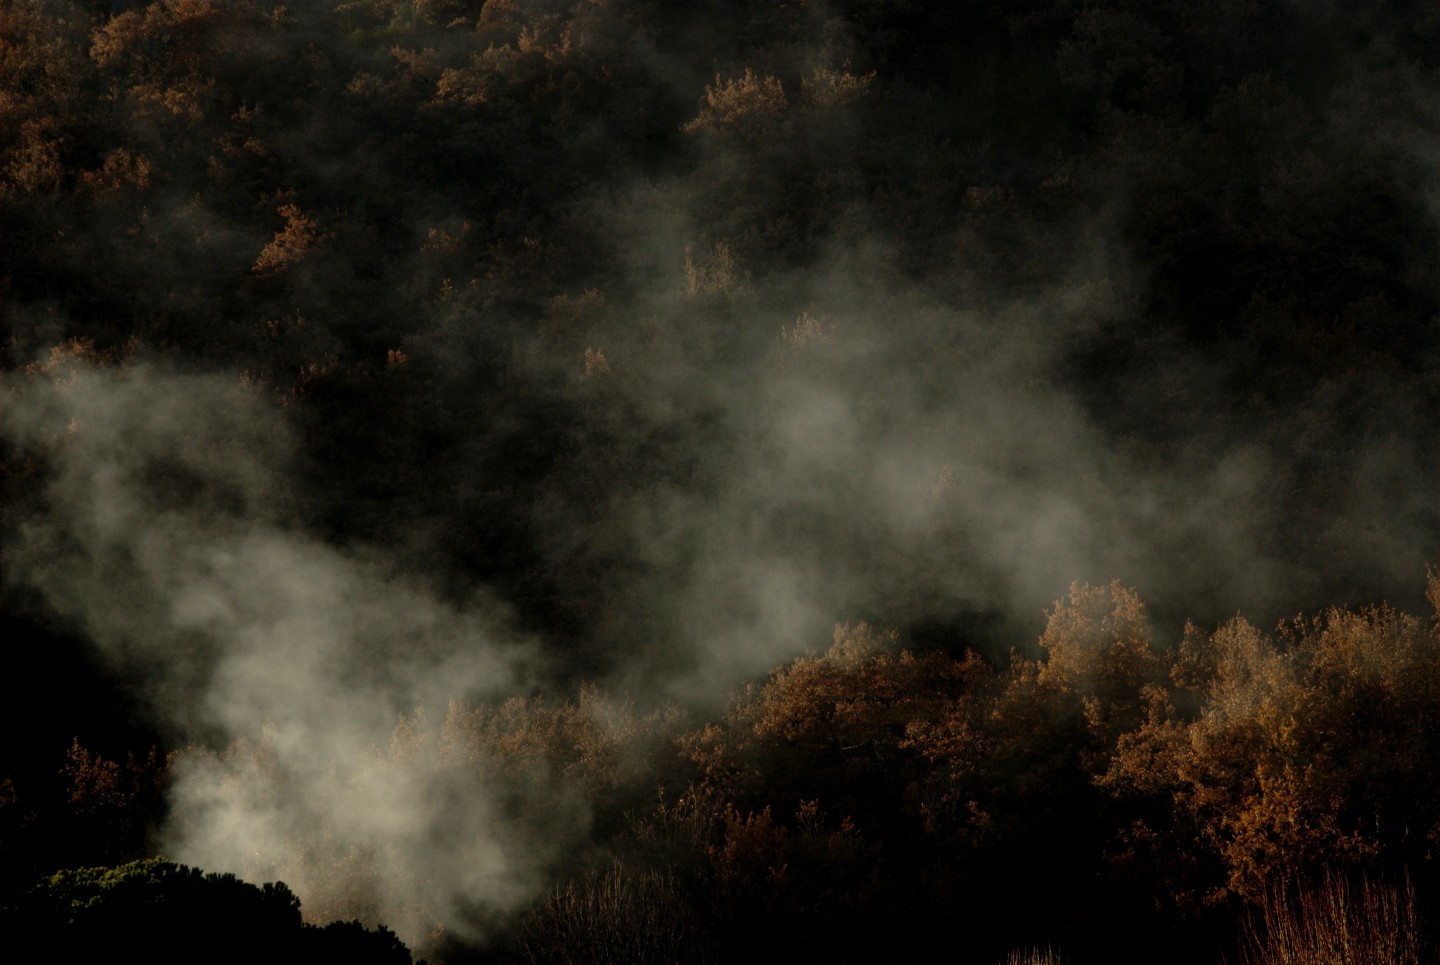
[1240,871,1425,965]
[522,861,712,965]
[995,947,1064,965]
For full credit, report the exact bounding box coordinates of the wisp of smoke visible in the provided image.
[4,362,577,942]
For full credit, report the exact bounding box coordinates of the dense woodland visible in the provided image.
[3,0,1440,961]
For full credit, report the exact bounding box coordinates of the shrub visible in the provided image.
[2,857,413,964]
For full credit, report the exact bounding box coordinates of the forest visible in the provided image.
[2,0,1439,961]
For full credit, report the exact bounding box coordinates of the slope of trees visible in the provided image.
[2,0,1439,961]
[4,0,1435,644]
